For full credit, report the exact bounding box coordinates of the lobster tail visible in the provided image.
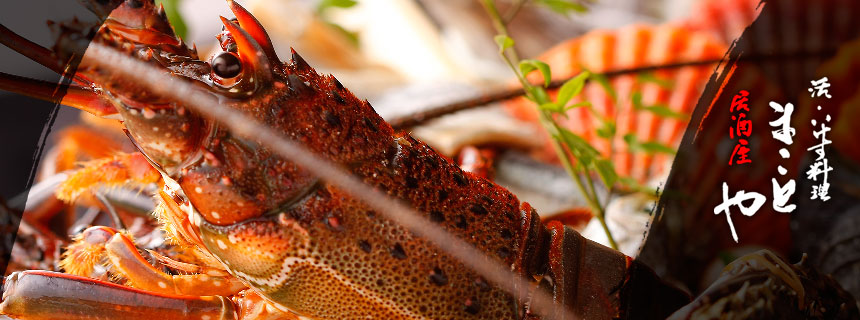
[514,212,690,319]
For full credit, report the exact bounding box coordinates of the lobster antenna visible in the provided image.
[0,71,117,117]
[0,24,64,75]
[0,24,117,116]
[82,42,579,320]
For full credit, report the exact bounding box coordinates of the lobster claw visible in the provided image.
[218,16,273,94]
[226,0,281,68]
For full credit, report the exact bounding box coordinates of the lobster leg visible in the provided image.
[0,270,238,320]
[62,226,246,297]
[233,289,299,320]
[23,129,128,225]
[55,152,161,202]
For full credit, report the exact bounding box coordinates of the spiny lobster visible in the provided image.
[0,0,689,319]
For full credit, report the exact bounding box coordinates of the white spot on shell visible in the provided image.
[157,281,167,289]
[217,239,227,250]
[211,211,220,219]
[145,141,174,156]
[142,108,156,119]
[195,187,203,193]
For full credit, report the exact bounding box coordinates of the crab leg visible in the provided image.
[0,270,238,320]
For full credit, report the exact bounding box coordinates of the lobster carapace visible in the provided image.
[0,0,689,319]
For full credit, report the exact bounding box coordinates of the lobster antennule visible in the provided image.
[219,16,272,84]
[226,0,281,68]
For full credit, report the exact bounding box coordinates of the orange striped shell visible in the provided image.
[505,24,727,184]
[684,0,761,45]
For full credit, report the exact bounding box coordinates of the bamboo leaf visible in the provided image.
[558,128,599,165]
[631,91,643,109]
[638,104,687,119]
[563,101,591,111]
[619,176,658,195]
[639,141,677,155]
[519,59,552,87]
[536,0,588,15]
[594,159,618,188]
[155,0,188,40]
[589,72,616,102]
[318,0,358,11]
[624,134,676,155]
[539,102,562,112]
[623,133,638,146]
[596,120,616,139]
[494,35,514,54]
[557,71,590,106]
[637,72,674,89]
[631,90,686,118]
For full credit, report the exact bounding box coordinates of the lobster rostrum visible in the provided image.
[0,0,689,319]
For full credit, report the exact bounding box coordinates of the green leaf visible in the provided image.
[494,35,514,54]
[536,0,588,15]
[519,59,552,87]
[558,128,600,165]
[325,22,360,48]
[539,102,562,112]
[623,133,638,146]
[631,90,686,119]
[155,0,188,40]
[318,0,358,12]
[563,101,591,111]
[589,72,617,102]
[596,121,616,139]
[593,159,618,188]
[624,134,676,155]
[637,72,674,89]
[638,104,687,119]
[532,86,550,104]
[619,176,658,195]
[557,71,590,107]
[631,91,644,109]
[639,141,677,155]
[316,0,360,47]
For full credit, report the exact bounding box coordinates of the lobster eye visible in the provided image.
[212,52,242,79]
